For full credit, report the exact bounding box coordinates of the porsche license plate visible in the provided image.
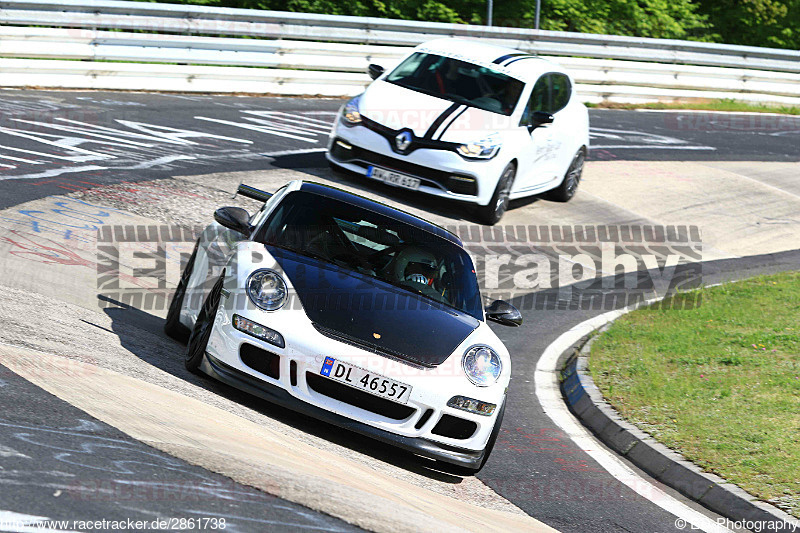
[320,357,412,404]
[367,166,421,190]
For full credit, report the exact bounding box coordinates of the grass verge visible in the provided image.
[586,98,800,115]
[589,271,800,517]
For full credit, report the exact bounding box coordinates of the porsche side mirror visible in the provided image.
[486,300,523,327]
[527,111,554,131]
[214,206,252,235]
[368,64,385,80]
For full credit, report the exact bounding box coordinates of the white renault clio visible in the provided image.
[327,38,590,225]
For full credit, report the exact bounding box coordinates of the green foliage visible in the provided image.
[415,1,465,23]
[694,0,799,49]
[280,0,401,18]
[132,0,800,49]
[537,0,708,39]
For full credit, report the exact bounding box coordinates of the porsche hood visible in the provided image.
[269,246,480,367]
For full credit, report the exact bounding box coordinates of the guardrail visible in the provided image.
[1,0,799,104]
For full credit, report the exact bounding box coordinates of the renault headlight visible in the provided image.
[246,269,288,311]
[462,345,502,387]
[457,135,501,160]
[341,95,362,125]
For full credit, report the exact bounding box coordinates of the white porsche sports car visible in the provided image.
[327,38,590,225]
[165,180,522,473]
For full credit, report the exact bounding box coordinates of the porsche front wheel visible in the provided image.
[164,239,199,341]
[185,271,224,373]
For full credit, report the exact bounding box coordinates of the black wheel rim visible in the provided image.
[186,278,222,364]
[166,280,185,323]
[494,167,514,219]
[166,244,197,324]
[565,151,585,198]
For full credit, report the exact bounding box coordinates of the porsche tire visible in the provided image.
[185,271,224,374]
[164,239,199,341]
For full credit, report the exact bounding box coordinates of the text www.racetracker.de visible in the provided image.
[0,516,227,531]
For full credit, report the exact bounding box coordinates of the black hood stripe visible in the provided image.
[423,102,461,140]
[503,55,537,66]
[434,106,468,141]
[492,52,527,64]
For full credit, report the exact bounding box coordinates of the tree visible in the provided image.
[694,0,799,49]
[133,0,799,49]
[535,0,708,40]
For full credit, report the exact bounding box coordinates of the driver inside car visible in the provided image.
[404,259,437,286]
[388,246,439,288]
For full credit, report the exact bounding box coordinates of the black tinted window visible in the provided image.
[550,73,571,112]
[523,75,549,123]
[258,191,483,319]
[386,52,525,116]
[520,73,572,124]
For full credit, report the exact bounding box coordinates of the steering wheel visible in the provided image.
[400,278,445,302]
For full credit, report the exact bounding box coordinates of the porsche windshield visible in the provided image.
[258,191,482,319]
[385,52,524,116]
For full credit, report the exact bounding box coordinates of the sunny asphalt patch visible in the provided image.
[181,161,800,262]
[0,185,551,532]
[3,158,800,533]
[0,344,556,533]
[0,360,359,532]
[578,161,800,258]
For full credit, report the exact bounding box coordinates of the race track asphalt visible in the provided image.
[2,89,798,209]
[1,89,799,532]
[0,363,361,532]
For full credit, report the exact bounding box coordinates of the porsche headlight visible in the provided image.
[462,345,502,387]
[341,95,362,125]
[457,135,501,160]
[246,269,288,311]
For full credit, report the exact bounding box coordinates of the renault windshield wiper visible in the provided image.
[440,93,473,106]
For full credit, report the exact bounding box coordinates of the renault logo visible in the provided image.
[395,131,412,151]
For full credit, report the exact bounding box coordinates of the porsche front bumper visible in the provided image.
[200,351,486,469]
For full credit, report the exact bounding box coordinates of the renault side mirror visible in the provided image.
[368,64,385,80]
[528,111,554,131]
